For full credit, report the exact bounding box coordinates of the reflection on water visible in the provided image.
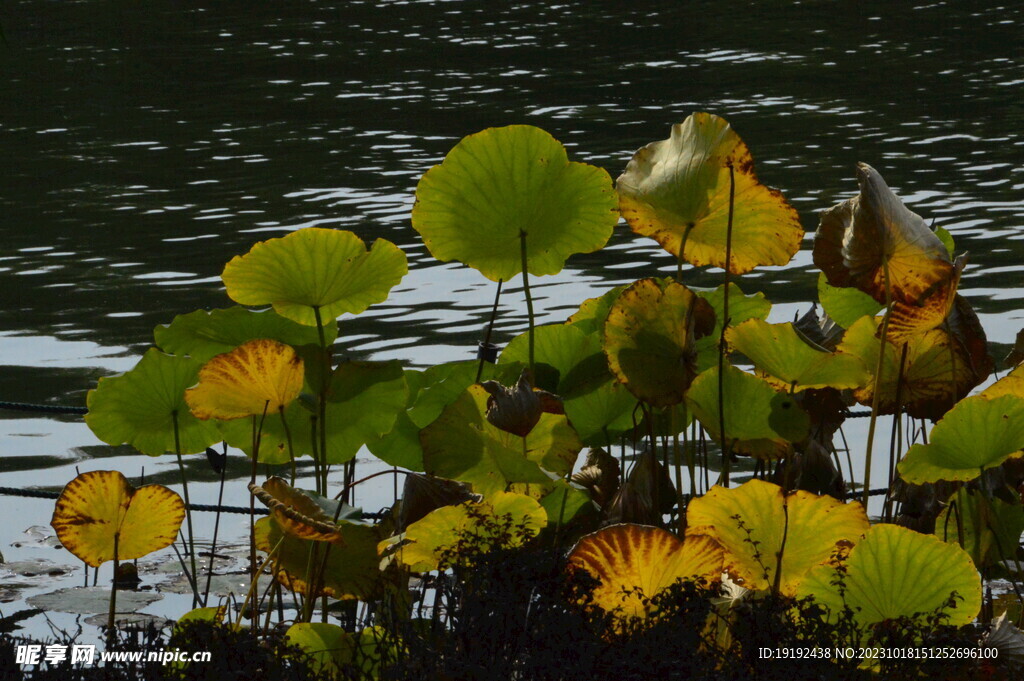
[0,0,1022,630]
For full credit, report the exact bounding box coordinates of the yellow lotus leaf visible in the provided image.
[603,278,715,407]
[725,319,868,392]
[836,315,980,420]
[814,163,954,310]
[250,477,348,543]
[185,339,304,420]
[51,470,185,568]
[616,112,803,274]
[686,480,868,596]
[981,363,1024,400]
[567,524,723,621]
[885,255,966,342]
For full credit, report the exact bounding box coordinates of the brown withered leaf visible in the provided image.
[570,448,621,508]
[395,474,477,533]
[480,369,563,437]
[604,451,675,526]
[249,477,345,544]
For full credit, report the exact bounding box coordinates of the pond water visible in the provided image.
[1,0,1022,641]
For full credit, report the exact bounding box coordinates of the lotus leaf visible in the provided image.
[725,319,868,392]
[154,306,334,363]
[50,470,185,568]
[384,491,546,572]
[222,360,406,464]
[411,125,618,281]
[686,479,869,595]
[814,163,953,310]
[567,524,723,621]
[508,479,593,526]
[501,323,635,445]
[816,273,883,329]
[27,587,162,615]
[85,349,221,456]
[884,255,966,342]
[981,363,1024,400]
[421,385,582,496]
[286,623,353,676]
[185,339,304,420]
[898,395,1024,483]
[251,477,360,543]
[221,228,407,326]
[255,515,379,599]
[684,365,810,459]
[935,487,1024,569]
[480,370,562,437]
[798,523,980,629]
[836,315,980,420]
[1005,329,1024,368]
[693,283,773,372]
[567,284,630,335]
[604,278,715,407]
[616,113,803,274]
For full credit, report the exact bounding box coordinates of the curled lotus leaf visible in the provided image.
[684,365,810,460]
[686,479,869,596]
[85,349,221,456]
[567,524,723,622]
[185,339,304,420]
[884,254,967,342]
[255,515,379,600]
[935,487,1024,569]
[798,524,981,630]
[603,278,715,408]
[381,491,546,572]
[725,319,869,392]
[480,369,563,437]
[814,163,954,311]
[616,112,803,274]
[836,315,985,420]
[411,125,618,281]
[250,477,358,543]
[51,470,185,568]
[222,227,407,326]
[898,395,1024,484]
[154,306,334,363]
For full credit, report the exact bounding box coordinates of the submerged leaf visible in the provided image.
[617,113,803,273]
[412,125,618,281]
[185,339,304,420]
[222,228,407,326]
[51,470,185,568]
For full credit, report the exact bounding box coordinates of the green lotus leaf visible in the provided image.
[617,112,803,274]
[420,385,582,496]
[367,361,524,471]
[568,284,630,335]
[221,360,407,464]
[898,395,1024,484]
[684,365,809,459]
[936,487,1024,569]
[935,225,956,258]
[508,478,593,526]
[86,349,221,456]
[725,319,869,392]
[693,283,773,372]
[383,491,547,572]
[686,480,869,596]
[155,306,334,363]
[255,515,379,599]
[286,623,353,676]
[411,125,618,281]
[604,278,716,408]
[221,228,407,326]
[816,273,883,329]
[798,524,981,630]
[501,324,636,445]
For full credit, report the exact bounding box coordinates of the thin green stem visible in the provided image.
[280,406,296,486]
[108,532,119,647]
[476,279,504,383]
[863,260,893,509]
[313,305,330,496]
[172,411,199,608]
[717,163,736,487]
[519,231,535,376]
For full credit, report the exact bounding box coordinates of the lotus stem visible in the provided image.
[249,404,269,579]
[772,500,789,596]
[333,468,411,503]
[313,305,331,497]
[203,450,227,608]
[172,411,199,608]
[519,231,535,376]
[862,260,893,509]
[476,279,504,383]
[883,343,909,522]
[717,162,736,487]
[108,532,119,648]
[280,406,296,486]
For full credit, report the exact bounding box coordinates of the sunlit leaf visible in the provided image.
[935,487,1024,569]
[286,623,353,677]
[255,515,379,600]
[686,479,869,595]
[568,284,630,335]
[251,477,359,543]
[85,349,221,456]
[885,255,966,343]
[383,492,546,572]
[508,478,593,526]
[411,125,618,282]
[817,273,883,329]
[898,395,1024,484]
[694,283,773,372]
[420,385,582,496]
[684,365,809,459]
[222,227,407,326]
[981,363,1024,399]
[603,278,715,407]
[813,163,953,310]
[798,524,981,629]
[617,112,803,274]
[185,339,303,420]
[725,319,869,392]
[935,225,956,258]
[50,470,185,568]
[154,306,334,363]
[568,524,723,621]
